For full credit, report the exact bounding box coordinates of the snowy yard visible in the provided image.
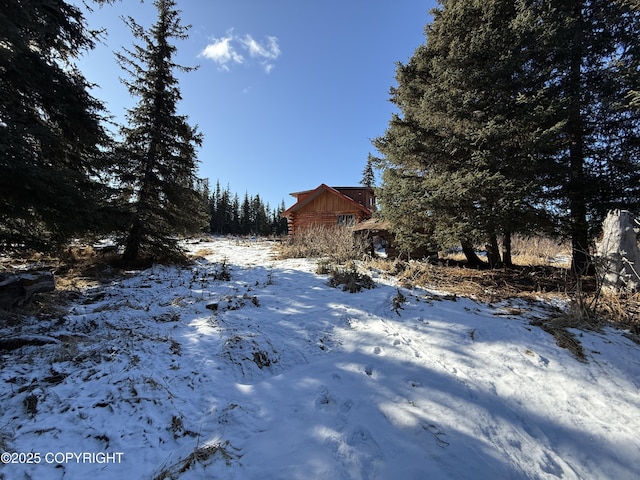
[1,237,639,480]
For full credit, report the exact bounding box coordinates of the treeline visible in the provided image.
[207,181,288,236]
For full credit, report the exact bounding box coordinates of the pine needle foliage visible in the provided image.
[0,0,112,253]
[374,0,640,272]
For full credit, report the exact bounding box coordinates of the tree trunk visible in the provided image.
[123,210,147,264]
[566,0,593,276]
[485,234,503,268]
[0,271,55,310]
[502,231,513,267]
[460,239,486,268]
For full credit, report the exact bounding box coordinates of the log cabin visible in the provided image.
[281,184,375,236]
[281,183,436,259]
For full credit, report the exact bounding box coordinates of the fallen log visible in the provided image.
[0,270,55,310]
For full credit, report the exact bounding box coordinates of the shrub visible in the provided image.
[328,266,375,293]
[276,225,369,264]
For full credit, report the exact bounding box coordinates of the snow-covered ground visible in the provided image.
[1,237,639,480]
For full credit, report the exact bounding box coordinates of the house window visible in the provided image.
[337,214,355,226]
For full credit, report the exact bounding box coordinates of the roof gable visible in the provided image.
[281,184,372,217]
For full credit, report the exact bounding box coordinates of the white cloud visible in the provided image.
[241,35,281,60]
[241,35,281,73]
[199,34,244,71]
[200,32,281,73]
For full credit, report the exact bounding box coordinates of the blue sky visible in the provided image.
[75,0,436,210]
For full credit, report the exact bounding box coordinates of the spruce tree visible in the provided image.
[375,0,640,271]
[240,193,252,235]
[210,180,224,233]
[115,0,203,263]
[361,155,376,188]
[375,0,549,266]
[231,193,241,235]
[194,177,211,233]
[218,187,232,234]
[275,200,289,235]
[523,0,640,273]
[0,0,111,252]
[252,195,268,235]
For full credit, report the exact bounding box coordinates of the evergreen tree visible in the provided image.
[252,195,268,235]
[375,0,640,271]
[194,177,211,233]
[523,0,640,273]
[209,180,222,233]
[115,0,203,263]
[239,193,251,235]
[273,200,289,235]
[375,0,548,266]
[231,193,240,234]
[206,181,286,236]
[361,155,376,187]
[219,187,233,233]
[0,0,112,252]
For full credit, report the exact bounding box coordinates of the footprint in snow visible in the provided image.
[422,422,450,448]
[339,399,354,414]
[540,451,565,477]
[315,385,353,434]
[315,385,335,409]
[324,426,383,480]
[348,426,384,479]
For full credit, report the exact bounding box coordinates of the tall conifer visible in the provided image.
[116,0,203,263]
[0,0,111,252]
[375,0,640,270]
[375,0,547,266]
[524,0,640,273]
[361,155,376,188]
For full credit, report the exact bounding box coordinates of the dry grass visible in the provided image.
[597,292,640,326]
[152,440,241,479]
[509,235,571,267]
[440,235,571,268]
[530,316,589,362]
[192,247,215,258]
[275,225,369,264]
[578,290,640,334]
[328,265,375,293]
[380,259,569,303]
[365,235,640,359]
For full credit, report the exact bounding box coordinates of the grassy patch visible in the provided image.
[276,225,369,264]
